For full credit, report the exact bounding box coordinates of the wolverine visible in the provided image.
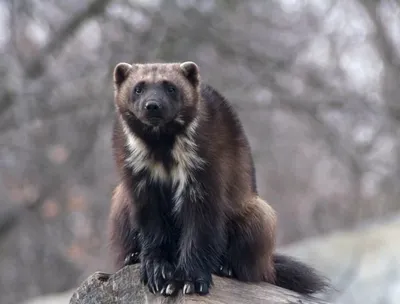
[108,61,327,297]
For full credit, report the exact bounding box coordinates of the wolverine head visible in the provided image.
[113,61,200,129]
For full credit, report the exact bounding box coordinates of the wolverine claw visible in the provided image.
[195,280,210,295]
[161,265,173,280]
[215,264,234,278]
[124,252,140,266]
[161,282,178,296]
[172,266,212,296]
[183,282,195,294]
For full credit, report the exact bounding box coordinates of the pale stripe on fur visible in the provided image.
[121,116,205,211]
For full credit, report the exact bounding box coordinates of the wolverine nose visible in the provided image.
[145,101,161,112]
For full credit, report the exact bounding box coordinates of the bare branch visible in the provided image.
[24,0,113,79]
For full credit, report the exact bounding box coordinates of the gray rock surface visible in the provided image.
[69,266,330,304]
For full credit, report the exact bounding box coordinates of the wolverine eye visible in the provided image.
[134,83,144,95]
[166,84,176,94]
[134,87,143,95]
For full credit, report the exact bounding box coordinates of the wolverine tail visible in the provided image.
[273,254,329,295]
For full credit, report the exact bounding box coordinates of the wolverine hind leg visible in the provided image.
[108,184,141,270]
[218,196,277,283]
[218,197,328,295]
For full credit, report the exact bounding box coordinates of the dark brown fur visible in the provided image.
[108,62,328,296]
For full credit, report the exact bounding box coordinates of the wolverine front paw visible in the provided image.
[123,252,140,266]
[173,267,212,296]
[140,258,174,295]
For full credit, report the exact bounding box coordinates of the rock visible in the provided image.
[279,214,400,304]
[69,265,330,304]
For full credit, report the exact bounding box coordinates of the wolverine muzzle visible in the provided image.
[144,99,164,125]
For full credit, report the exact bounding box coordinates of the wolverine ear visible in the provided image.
[113,62,132,87]
[180,61,199,86]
